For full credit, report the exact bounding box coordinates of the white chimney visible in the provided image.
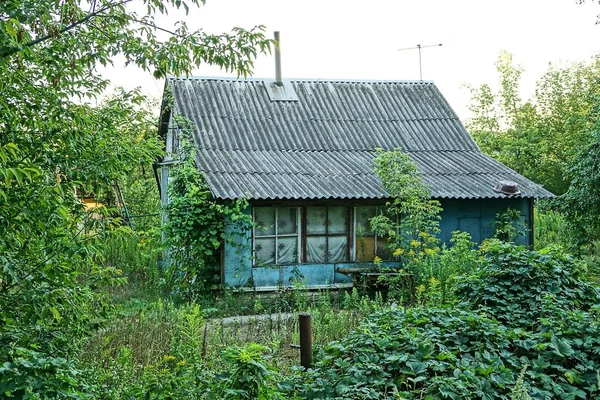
[274,31,282,86]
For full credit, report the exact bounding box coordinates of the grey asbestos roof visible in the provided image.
[166,77,554,200]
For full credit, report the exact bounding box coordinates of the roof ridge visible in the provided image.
[199,148,478,153]
[168,76,436,85]
[207,170,376,177]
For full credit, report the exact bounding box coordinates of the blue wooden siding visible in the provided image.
[438,198,530,246]
[223,198,532,288]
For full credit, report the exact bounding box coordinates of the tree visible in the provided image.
[466,52,600,195]
[0,0,272,394]
[560,130,600,247]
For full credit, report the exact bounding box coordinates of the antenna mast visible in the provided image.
[398,43,442,80]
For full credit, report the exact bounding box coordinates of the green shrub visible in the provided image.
[297,243,600,399]
[0,347,89,399]
[457,240,599,329]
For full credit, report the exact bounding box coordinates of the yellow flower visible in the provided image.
[373,256,382,265]
[163,355,176,362]
[408,250,416,257]
[424,248,435,256]
[177,360,187,367]
[393,248,403,257]
[410,239,420,248]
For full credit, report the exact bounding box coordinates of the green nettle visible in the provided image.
[163,132,251,300]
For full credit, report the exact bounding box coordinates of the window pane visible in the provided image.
[306,235,327,263]
[278,237,298,264]
[278,207,297,235]
[328,235,348,262]
[254,207,275,236]
[356,206,376,236]
[328,206,347,234]
[356,236,376,262]
[255,238,275,264]
[306,207,327,234]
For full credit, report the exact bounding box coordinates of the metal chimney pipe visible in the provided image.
[274,31,282,86]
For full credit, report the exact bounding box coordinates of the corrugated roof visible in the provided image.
[168,77,554,200]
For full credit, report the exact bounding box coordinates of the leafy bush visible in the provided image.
[0,347,89,399]
[297,243,600,399]
[457,241,599,329]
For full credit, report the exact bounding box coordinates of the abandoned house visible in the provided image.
[157,75,553,290]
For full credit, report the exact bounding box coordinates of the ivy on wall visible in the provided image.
[163,119,251,299]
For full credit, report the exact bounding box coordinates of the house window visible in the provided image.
[254,207,300,265]
[306,206,349,263]
[354,206,392,261]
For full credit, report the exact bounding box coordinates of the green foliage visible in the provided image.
[163,135,251,299]
[102,228,162,302]
[0,347,89,399]
[467,52,600,195]
[559,130,600,248]
[493,208,527,243]
[511,366,532,400]
[371,148,442,259]
[370,148,444,304]
[220,344,284,399]
[428,230,479,304]
[534,207,571,250]
[580,240,600,282]
[298,243,600,399]
[121,343,284,400]
[300,306,517,399]
[457,241,598,329]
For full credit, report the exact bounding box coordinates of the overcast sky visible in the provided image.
[105,0,600,120]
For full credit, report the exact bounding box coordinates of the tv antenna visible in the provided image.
[397,43,442,81]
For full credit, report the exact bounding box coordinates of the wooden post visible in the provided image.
[299,313,313,369]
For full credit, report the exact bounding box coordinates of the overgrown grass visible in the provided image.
[79,288,382,396]
[101,230,162,304]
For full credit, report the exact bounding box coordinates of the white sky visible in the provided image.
[105,0,600,120]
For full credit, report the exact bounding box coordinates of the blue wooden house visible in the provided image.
[158,77,553,290]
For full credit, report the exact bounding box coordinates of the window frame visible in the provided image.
[303,205,351,263]
[253,207,302,266]
[353,205,393,262]
[251,203,395,267]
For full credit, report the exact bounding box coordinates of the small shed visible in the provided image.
[158,77,553,290]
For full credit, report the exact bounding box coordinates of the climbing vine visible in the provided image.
[163,119,251,300]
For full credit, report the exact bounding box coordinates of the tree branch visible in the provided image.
[0,0,133,59]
